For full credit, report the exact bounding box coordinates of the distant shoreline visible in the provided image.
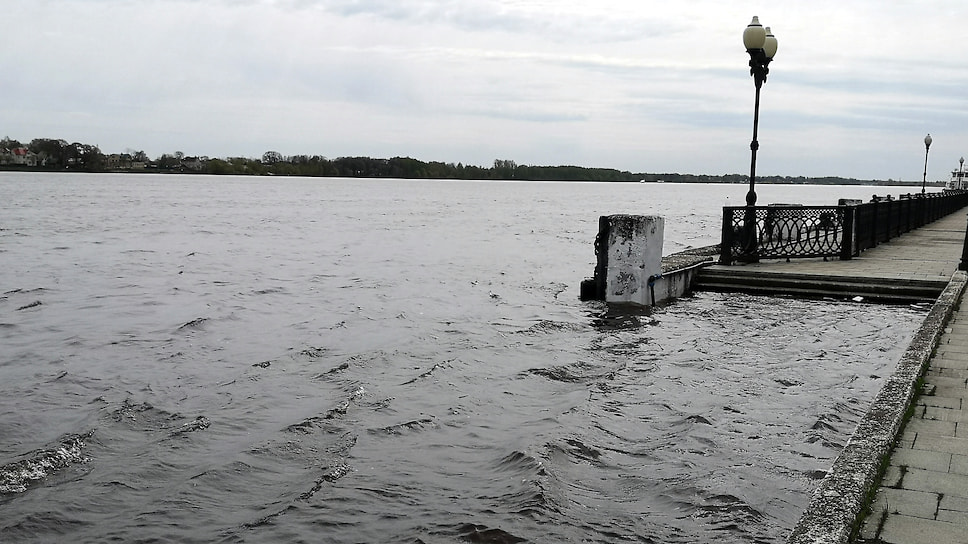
[0,165,944,187]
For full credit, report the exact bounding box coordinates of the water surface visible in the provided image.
[0,173,924,543]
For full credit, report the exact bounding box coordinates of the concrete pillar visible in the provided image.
[600,215,664,305]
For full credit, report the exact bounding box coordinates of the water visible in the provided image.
[0,173,925,543]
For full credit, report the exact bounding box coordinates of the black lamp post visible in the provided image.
[743,16,778,207]
[959,156,965,190]
[921,133,932,193]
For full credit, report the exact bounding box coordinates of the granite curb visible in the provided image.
[787,270,968,544]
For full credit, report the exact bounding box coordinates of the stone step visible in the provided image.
[693,267,946,302]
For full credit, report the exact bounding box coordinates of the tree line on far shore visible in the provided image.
[0,136,930,186]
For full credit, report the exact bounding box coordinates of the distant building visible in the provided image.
[0,147,38,166]
[181,157,206,171]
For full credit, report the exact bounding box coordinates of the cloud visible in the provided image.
[310,0,674,43]
[3,0,968,179]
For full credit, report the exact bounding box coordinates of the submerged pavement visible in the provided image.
[710,210,968,544]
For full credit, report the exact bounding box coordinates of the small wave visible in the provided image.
[516,320,586,336]
[455,523,527,544]
[298,463,353,500]
[251,287,285,295]
[4,287,46,295]
[110,399,172,425]
[495,450,548,477]
[110,398,210,440]
[0,431,93,494]
[523,362,616,384]
[558,438,604,464]
[806,411,845,446]
[285,416,332,434]
[693,493,766,525]
[401,361,450,385]
[312,361,349,378]
[369,417,436,435]
[297,346,327,358]
[16,300,42,311]
[169,416,211,437]
[685,415,714,425]
[489,450,563,517]
[286,387,366,432]
[176,317,208,331]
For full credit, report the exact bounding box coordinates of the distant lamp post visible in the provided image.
[743,16,777,207]
[922,133,932,193]
[960,156,965,190]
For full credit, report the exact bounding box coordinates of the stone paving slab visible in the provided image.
[900,467,968,497]
[876,513,967,544]
[907,418,958,436]
[951,454,968,475]
[929,368,968,380]
[925,406,968,422]
[872,487,939,519]
[887,448,951,472]
[917,396,962,410]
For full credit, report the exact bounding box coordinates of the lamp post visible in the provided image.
[922,133,932,193]
[743,16,777,207]
[960,156,965,190]
[738,16,777,262]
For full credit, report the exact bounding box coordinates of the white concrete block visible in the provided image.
[603,215,664,306]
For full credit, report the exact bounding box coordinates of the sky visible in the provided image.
[3,0,967,181]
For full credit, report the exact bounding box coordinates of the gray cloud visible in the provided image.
[3,0,968,180]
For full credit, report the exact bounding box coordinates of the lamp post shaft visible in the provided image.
[922,134,932,194]
[747,79,762,207]
[922,147,930,193]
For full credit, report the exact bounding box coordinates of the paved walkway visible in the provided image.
[856,291,968,543]
[732,210,968,282]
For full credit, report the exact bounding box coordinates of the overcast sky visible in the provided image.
[3,0,967,180]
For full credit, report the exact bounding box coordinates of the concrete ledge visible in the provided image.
[787,270,968,544]
[653,245,719,304]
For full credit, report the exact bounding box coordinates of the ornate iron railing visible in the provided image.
[721,190,968,264]
[721,205,850,263]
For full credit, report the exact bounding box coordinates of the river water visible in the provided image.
[0,173,925,543]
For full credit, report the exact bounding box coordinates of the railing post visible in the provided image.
[869,198,879,248]
[904,195,912,233]
[741,206,759,263]
[918,193,928,228]
[840,205,855,260]
[720,207,735,264]
[960,213,968,271]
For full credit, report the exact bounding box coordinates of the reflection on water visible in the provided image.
[0,173,923,543]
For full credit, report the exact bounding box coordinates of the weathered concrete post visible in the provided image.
[580,215,664,305]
